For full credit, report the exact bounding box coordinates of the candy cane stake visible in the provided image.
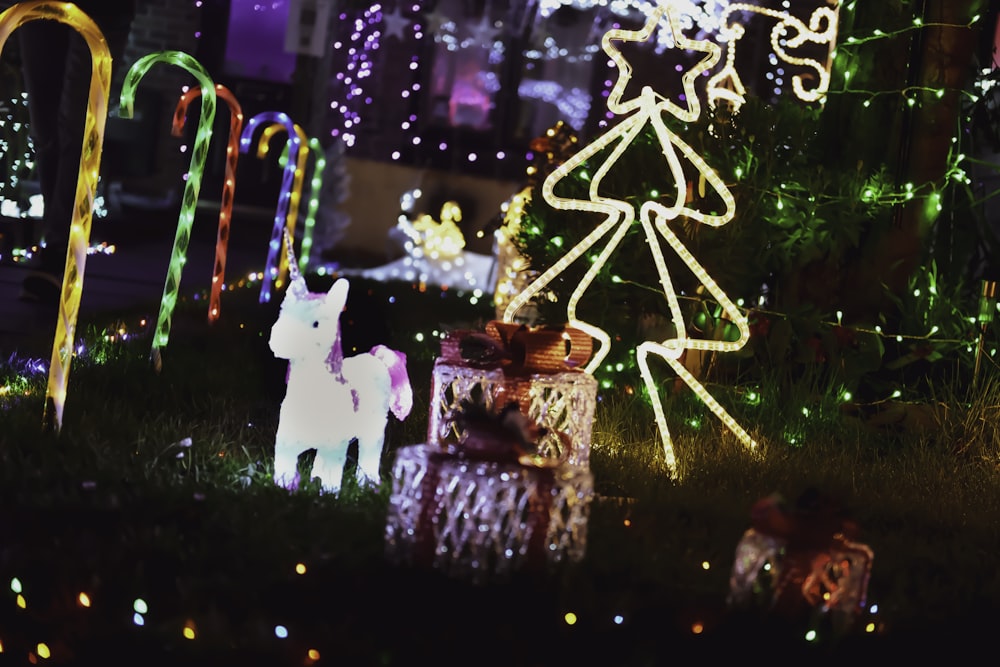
[260,122,309,289]
[238,112,301,303]
[298,136,326,272]
[172,83,243,324]
[120,51,216,372]
[0,2,111,433]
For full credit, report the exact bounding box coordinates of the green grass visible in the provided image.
[1,279,999,665]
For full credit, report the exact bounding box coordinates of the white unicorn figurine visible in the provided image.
[269,236,413,493]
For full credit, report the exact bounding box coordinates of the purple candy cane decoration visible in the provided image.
[239,111,302,303]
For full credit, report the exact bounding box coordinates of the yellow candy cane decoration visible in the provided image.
[503,5,755,477]
[0,2,111,432]
[257,121,309,293]
[172,84,244,323]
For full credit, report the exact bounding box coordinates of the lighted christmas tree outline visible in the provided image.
[502,3,756,476]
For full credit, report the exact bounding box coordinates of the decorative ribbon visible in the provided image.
[439,321,593,374]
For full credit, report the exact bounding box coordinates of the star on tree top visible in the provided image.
[602,3,721,122]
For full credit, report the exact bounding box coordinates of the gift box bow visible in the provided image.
[440,320,593,373]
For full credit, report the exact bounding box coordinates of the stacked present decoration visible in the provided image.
[384,321,597,582]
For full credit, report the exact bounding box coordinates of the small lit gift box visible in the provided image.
[385,399,593,583]
[427,321,598,467]
[727,490,874,634]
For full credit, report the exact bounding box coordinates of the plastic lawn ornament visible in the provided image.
[411,200,465,261]
[239,112,303,304]
[120,51,216,372]
[0,1,111,432]
[502,4,756,477]
[269,232,413,493]
[707,2,841,111]
[172,84,244,324]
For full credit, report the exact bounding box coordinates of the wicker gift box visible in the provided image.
[384,442,593,583]
[727,491,874,634]
[427,321,598,467]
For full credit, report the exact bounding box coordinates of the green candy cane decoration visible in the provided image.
[298,136,326,272]
[120,52,216,371]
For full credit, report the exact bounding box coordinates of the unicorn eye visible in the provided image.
[312,321,320,328]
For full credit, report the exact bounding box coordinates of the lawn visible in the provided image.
[1,275,998,665]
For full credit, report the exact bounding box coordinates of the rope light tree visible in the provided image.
[509,0,997,410]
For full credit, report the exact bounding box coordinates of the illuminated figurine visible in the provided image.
[269,234,413,493]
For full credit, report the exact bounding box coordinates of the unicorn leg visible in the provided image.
[311,449,345,495]
[272,443,301,490]
[355,433,385,488]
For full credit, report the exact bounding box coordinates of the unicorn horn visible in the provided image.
[283,228,301,285]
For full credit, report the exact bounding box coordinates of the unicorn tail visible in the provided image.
[371,345,413,421]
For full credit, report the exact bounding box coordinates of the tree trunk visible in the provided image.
[848,0,987,319]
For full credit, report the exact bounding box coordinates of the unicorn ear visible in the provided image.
[326,277,350,313]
